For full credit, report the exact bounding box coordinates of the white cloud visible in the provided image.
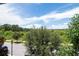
[25,24,42,28]
[48,23,68,29]
[0,4,24,25]
[0,4,79,29]
[0,4,42,26]
[24,17,41,25]
[39,7,79,20]
[24,6,79,24]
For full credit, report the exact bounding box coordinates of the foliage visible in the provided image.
[68,14,79,55]
[53,29,74,56]
[0,24,30,32]
[4,31,13,40]
[12,32,21,41]
[26,27,61,56]
[57,44,74,56]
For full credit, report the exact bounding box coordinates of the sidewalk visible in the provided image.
[4,42,27,56]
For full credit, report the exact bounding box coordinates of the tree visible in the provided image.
[11,25,21,31]
[12,32,21,42]
[0,24,30,32]
[1,24,11,31]
[26,27,61,56]
[68,14,79,55]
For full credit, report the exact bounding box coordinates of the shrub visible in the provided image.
[26,27,61,56]
[12,32,21,41]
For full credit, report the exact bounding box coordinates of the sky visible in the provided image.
[0,3,79,29]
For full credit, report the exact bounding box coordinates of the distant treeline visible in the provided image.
[0,24,68,32]
[0,24,30,32]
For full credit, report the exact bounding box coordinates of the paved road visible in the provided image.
[4,42,27,56]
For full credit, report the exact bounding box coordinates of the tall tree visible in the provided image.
[68,14,79,55]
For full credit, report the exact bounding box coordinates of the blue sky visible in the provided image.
[9,3,79,17]
[0,3,79,29]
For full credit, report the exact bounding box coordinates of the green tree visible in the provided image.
[1,24,11,31]
[0,24,30,32]
[68,14,79,55]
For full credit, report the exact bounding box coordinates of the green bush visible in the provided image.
[12,32,21,41]
[26,27,61,56]
[4,31,13,40]
[57,44,74,56]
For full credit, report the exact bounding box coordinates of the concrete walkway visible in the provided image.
[4,42,27,56]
